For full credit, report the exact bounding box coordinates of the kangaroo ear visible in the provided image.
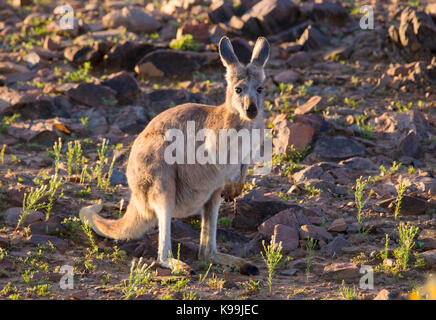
[219,36,240,69]
[250,37,270,67]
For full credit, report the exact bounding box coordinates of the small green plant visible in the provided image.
[408,166,416,175]
[0,113,20,133]
[0,144,5,164]
[122,257,154,300]
[79,116,89,128]
[52,138,62,175]
[394,223,419,271]
[18,185,49,229]
[198,263,212,285]
[355,114,374,139]
[296,80,313,96]
[394,181,408,220]
[344,97,360,109]
[339,280,357,300]
[354,176,373,236]
[218,217,232,228]
[242,278,262,295]
[81,217,99,257]
[169,243,183,275]
[392,101,412,113]
[62,62,92,83]
[305,238,317,280]
[261,235,283,293]
[169,34,200,51]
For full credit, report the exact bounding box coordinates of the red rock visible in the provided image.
[294,96,322,115]
[273,70,299,84]
[177,22,210,43]
[272,114,314,155]
[328,218,347,232]
[273,224,299,252]
[299,224,333,242]
[323,262,360,281]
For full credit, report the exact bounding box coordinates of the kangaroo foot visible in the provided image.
[157,258,192,274]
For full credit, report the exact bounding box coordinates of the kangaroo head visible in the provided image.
[219,36,270,121]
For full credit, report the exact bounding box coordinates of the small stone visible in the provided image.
[273,70,299,84]
[294,96,322,115]
[322,262,360,281]
[299,225,333,242]
[328,218,347,233]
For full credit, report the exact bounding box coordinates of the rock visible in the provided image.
[0,61,29,74]
[299,225,333,242]
[399,130,422,158]
[339,157,377,171]
[29,216,66,235]
[64,45,103,66]
[408,176,436,196]
[23,51,40,69]
[240,0,301,36]
[4,207,44,226]
[258,206,311,237]
[421,250,436,267]
[273,224,299,252]
[232,190,296,231]
[328,218,347,233]
[323,46,353,61]
[287,51,311,68]
[389,7,436,62]
[311,136,365,162]
[312,2,349,26]
[273,70,299,83]
[418,229,436,250]
[177,22,209,44]
[294,114,334,136]
[280,269,297,276]
[112,106,148,134]
[293,164,335,184]
[102,8,161,34]
[135,50,217,78]
[104,41,157,72]
[378,196,431,216]
[102,71,140,104]
[303,179,346,196]
[66,83,117,108]
[109,168,128,187]
[322,262,360,281]
[0,236,9,248]
[145,88,208,115]
[208,0,234,24]
[321,235,349,258]
[28,234,67,249]
[294,96,322,115]
[373,289,396,300]
[297,25,329,51]
[0,88,65,119]
[272,113,314,154]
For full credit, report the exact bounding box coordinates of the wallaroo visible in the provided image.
[80,36,270,275]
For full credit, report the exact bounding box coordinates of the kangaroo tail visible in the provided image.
[79,201,155,240]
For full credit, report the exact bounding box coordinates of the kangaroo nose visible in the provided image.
[246,104,257,119]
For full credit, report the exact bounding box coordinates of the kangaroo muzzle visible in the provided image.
[246,104,258,119]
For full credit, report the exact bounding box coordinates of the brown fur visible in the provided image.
[80,37,270,273]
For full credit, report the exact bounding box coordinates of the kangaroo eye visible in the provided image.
[235,87,242,94]
[257,87,263,94]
